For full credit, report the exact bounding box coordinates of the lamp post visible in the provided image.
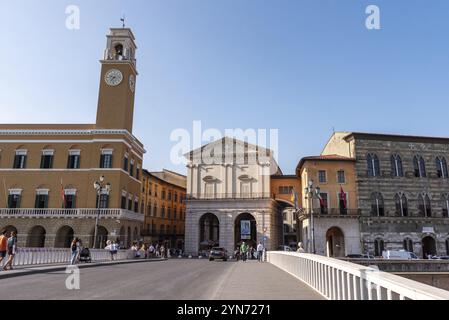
[93,175,111,249]
[304,180,320,254]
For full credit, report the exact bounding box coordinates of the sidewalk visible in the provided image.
[0,258,165,280]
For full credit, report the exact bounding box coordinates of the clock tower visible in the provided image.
[96,28,138,133]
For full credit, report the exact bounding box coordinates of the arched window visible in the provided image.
[371,192,385,217]
[443,194,449,218]
[436,157,448,179]
[390,154,403,177]
[418,194,432,217]
[114,44,123,59]
[374,238,384,257]
[413,155,427,178]
[403,238,414,252]
[395,193,408,217]
[367,153,380,177]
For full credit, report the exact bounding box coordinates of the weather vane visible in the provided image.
[120,15,126,28]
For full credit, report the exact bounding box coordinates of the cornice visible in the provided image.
[0,128,146,154]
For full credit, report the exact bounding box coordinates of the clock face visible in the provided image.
[105,69,123,86]
[129,75,136,92]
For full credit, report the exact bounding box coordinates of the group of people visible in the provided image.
[235,241,265,262]
[131,242,178,259]
[0,230,17,271]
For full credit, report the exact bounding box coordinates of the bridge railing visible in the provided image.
[267,251,449,300]
[10,248,135,267]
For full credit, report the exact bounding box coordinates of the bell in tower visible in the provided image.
[103,28,137,68]
[96,28,138,133]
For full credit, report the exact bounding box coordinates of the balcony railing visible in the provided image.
[187,192,272,200]
[301,208,361,216]
[0,208,144,222]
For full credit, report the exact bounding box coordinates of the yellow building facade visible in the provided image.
[296,155,360,257]
[0,28,145,249]
[141,169,186,250]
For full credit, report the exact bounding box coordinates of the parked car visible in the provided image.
[382,250,418,260]
[429,255,449,260]
[277,245,293,252]
[209,247,228,261]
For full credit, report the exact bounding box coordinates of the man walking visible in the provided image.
[240,241,248,262]
[0,230,7,268]
[3,231,17,271]
[257,242,264,262]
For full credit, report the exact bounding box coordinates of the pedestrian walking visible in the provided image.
[70,237,80,265]
[257,242,264,262]
[297,242,305,253]
[149,244,155,258]
[240,241,248,262]
[0,230,7,268]
[160,245,166,259]
[3,231,17,271]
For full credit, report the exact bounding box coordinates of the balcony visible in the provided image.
[186,192,272,201]
[300,208,361,217]
[0,208,144,222]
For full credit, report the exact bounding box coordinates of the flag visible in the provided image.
[340,185,347,209]
[317,192,325,207]
[290,189,299,211]
[60,179,66,209]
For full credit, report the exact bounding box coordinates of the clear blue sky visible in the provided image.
[1,0,448,174]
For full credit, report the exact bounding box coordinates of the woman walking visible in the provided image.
[3,231,17,271]
[70,237,80,265]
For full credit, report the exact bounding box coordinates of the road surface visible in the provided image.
[0,259,323,300]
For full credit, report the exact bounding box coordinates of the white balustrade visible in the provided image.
[0,208,144,222]
[8,248,135,267]
[267,251,449,300]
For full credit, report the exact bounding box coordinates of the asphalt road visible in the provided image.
[0,259,323,300]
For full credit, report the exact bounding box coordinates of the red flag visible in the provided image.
[60,179,66,209]
[340,185,347,209]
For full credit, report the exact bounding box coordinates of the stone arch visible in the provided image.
[374,238,385,257]
[55,226,74,248]
[199,213,220,251]
[422,235,437,259]
[27,225,46,248]
[326,227,345,257]
[90,226,108,248]
[234,212,257,249]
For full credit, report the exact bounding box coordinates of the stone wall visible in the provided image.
[353,138,449,257]
[185,198,281,255]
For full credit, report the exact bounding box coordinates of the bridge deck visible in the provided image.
[0,259,323,300]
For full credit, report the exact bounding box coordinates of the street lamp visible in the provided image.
[93,175,111,249]
[304,180,320,254]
